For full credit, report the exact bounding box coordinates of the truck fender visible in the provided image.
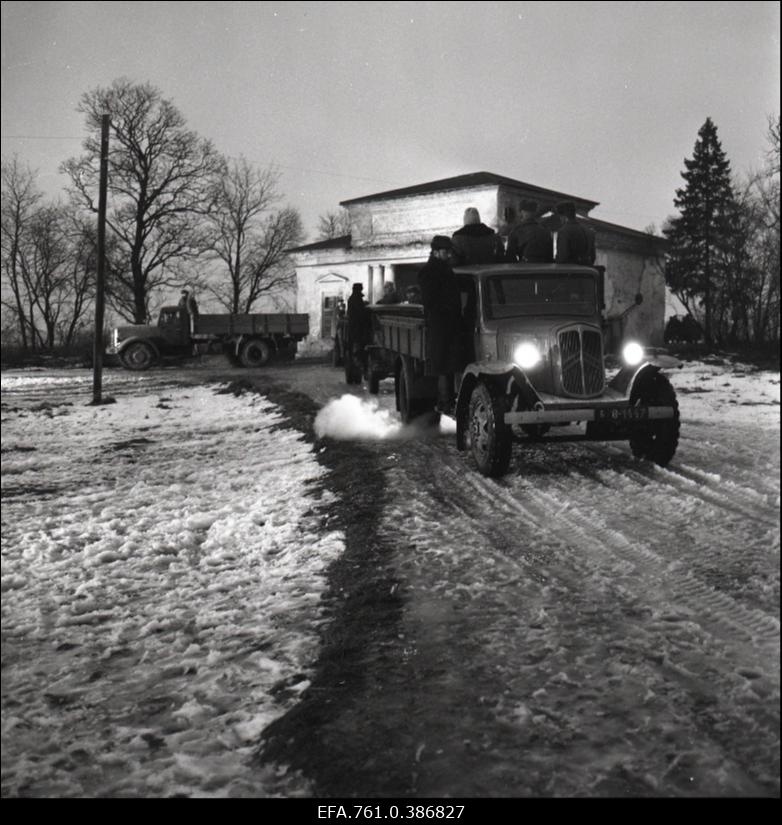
[609,362,661,398]
[118,337,161,360]
[455,364,542,450]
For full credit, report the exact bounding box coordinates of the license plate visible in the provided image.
[595,406,648,421]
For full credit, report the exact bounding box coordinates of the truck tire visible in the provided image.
[468,383,512,477]
[398,358,439,426]
[240,339,271,368]
[628,371,680,466]
[120,341,156,371]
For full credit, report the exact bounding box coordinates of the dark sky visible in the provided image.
[2,1,780,238]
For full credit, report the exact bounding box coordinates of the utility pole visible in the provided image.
[92,114,110,404]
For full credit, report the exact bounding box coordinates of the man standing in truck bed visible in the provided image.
[418,235,463,414]
[555,201,596,265]
[505,199,554,263]
[451,207,504,265]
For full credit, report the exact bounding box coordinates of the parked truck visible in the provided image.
[356,262,680,477]
[108,306,310,370]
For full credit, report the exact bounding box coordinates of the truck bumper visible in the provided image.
[504,406,675,425]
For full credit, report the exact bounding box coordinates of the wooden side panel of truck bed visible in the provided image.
[371,306,428,363]
[195,314,309,337]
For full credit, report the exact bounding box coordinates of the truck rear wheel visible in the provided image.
[628,371,680,466]
[121,342,156,371]
[240,339,271,368]
[468,383,512,477]
[398,359,439,426]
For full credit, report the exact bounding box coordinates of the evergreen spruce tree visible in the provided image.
[664,118,738,345]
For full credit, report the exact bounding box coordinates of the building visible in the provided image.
[289,172,668,354]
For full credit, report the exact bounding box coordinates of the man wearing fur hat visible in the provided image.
[451,207,504,265]
[417,236,463,413]
[505,200,554,263]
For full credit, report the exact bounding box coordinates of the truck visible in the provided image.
[108,306,310,370]
[355,262,680,478]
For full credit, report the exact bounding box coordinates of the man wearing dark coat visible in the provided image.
[555,201,596,265]
[347,283,371,366]
[417,235,463,413]
[505,199,554,263]
[451,207,504,265]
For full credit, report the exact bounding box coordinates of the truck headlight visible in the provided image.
[514,342,542,370]
[622,341,645,366]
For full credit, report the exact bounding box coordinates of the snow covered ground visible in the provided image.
[1,372,341,797]
[1,358,779,797]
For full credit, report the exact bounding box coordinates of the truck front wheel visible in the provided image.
[468,383,512,477]
[628,371,680,466]
[240,339,271,368]
[121,342,156,371]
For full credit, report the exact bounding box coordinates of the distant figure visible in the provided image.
[178,287,199,335]
[347,283,371,366]
[451,207,504,265]
[376,281,401,304]
[178,289,190,314]
[505,199,554,263]
[403,284,422,304]
[555,201,596,265]
[417,235,463,413]
[186,289,199,319]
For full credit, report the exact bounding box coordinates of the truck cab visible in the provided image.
[108,307,191,369]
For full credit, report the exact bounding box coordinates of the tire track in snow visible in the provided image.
[396,438,779,662]
[579,442,779,529]
[472,463,779,663]
[498,452,779,617]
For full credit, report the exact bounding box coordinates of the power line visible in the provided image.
[1,134,84,140]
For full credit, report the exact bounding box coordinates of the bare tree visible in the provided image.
[317,208,351,240]
[61,78,224,323]
[1,157,42,349]
[1,160,95,352]
[206,157,304,313]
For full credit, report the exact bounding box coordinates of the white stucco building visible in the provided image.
[289,172,668,354]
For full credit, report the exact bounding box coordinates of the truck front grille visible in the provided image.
[559,327,604,396]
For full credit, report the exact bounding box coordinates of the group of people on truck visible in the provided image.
[344,199,598,414]
[453,199,596,267]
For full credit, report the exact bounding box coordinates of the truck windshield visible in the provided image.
[483,273,597,319]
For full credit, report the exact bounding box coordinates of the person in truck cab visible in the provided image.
[451,207,504,265]
[417,235,463,414]
[554,201,596,265]
[505,199,554,263]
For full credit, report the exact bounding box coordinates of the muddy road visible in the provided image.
[230,358,778,798]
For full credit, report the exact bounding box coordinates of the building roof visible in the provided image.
[287,234,351,254]
[539,213,668,248]
[340,171,599,210]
